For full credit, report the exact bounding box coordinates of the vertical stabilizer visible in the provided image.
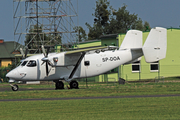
[142,27,167,63]
[120,30,142,49]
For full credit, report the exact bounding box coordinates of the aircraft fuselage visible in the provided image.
[6,49,142,82]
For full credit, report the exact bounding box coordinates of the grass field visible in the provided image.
[0,97,180,120]
[0,81,180,119]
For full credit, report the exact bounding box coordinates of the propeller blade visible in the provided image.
[41,61,45,65]
[25,47,28,58]
[20,48,25,58]
[46,47,50,57]
[41,45,46,56]
[41,45,51,76]
[46,62,49,76]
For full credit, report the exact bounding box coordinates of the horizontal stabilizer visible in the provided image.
[142,27,167,63]
[120,30,142,49]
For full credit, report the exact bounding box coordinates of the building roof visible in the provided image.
[0,40,23,59]
[99,34,118,39]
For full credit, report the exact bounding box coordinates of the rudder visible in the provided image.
[142,27,167,63]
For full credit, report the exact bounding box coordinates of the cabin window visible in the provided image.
[27,60,36,67]
[84,61,90,66]
[150,61,159,72]
[21,61,28,66]
[132,61,140,72]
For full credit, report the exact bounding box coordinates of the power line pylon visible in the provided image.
[13,0,78,53]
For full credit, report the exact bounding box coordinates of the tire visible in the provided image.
[70,81,79,89]
[12,84,19,91]
[55,81,64,89]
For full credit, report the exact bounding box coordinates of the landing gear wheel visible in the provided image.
[12,84,19,91]
[70,81,79,89]
[55,81,64,89]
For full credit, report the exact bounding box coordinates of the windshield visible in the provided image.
[21,61,28,66]
[27,60,36,67]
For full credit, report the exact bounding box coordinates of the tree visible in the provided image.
[74,26,87,42]
[25,25,62,53]
[86,0,111,40]
[86,1,151,39]
[143,21,151,31]
[25,25,43,50]
[108,4,148,34]
[93,0,110,27]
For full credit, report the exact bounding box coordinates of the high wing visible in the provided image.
[65,46,118,55]
[63,46,117,66]
[63,46,118,79]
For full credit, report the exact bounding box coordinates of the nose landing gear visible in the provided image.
[10,84,19,91]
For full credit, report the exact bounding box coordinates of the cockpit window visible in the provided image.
[21,61,28,66]
[27,60,36,67]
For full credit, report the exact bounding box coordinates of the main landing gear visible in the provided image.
[55,80,79,90]
[55,81,64,89]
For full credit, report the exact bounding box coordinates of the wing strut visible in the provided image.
[68,52,86,79]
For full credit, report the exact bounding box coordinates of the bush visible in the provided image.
[0,66,12,82]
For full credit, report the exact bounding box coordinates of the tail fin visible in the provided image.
[142,27,167,63]
[120,30,142,49]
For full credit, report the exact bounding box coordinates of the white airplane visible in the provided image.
[6,27,167,91]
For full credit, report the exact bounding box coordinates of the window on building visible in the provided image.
[150,61,159,72]
[132,61,140,72]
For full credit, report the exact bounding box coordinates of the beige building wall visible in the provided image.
[1,59,12,67]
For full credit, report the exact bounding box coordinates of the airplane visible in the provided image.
[6,27,167,91]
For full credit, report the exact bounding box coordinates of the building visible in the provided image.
[99,28,180,81]
[118,28,180,81]
[0,40,21,67]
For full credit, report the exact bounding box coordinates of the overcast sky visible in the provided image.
[0,0,180,41]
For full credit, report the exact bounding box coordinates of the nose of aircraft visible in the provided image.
[6,69,19,79]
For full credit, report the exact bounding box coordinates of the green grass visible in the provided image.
[0,82,180,100]
[0,81,180,119]
[0,97,180,120]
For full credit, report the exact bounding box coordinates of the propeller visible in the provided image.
[20,47,28,59]
[41,45,51,76]
[24,47,28,58]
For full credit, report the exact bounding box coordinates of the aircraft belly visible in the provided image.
[39,66,74,81]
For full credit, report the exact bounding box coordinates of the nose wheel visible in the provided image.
[10,84,19,91]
